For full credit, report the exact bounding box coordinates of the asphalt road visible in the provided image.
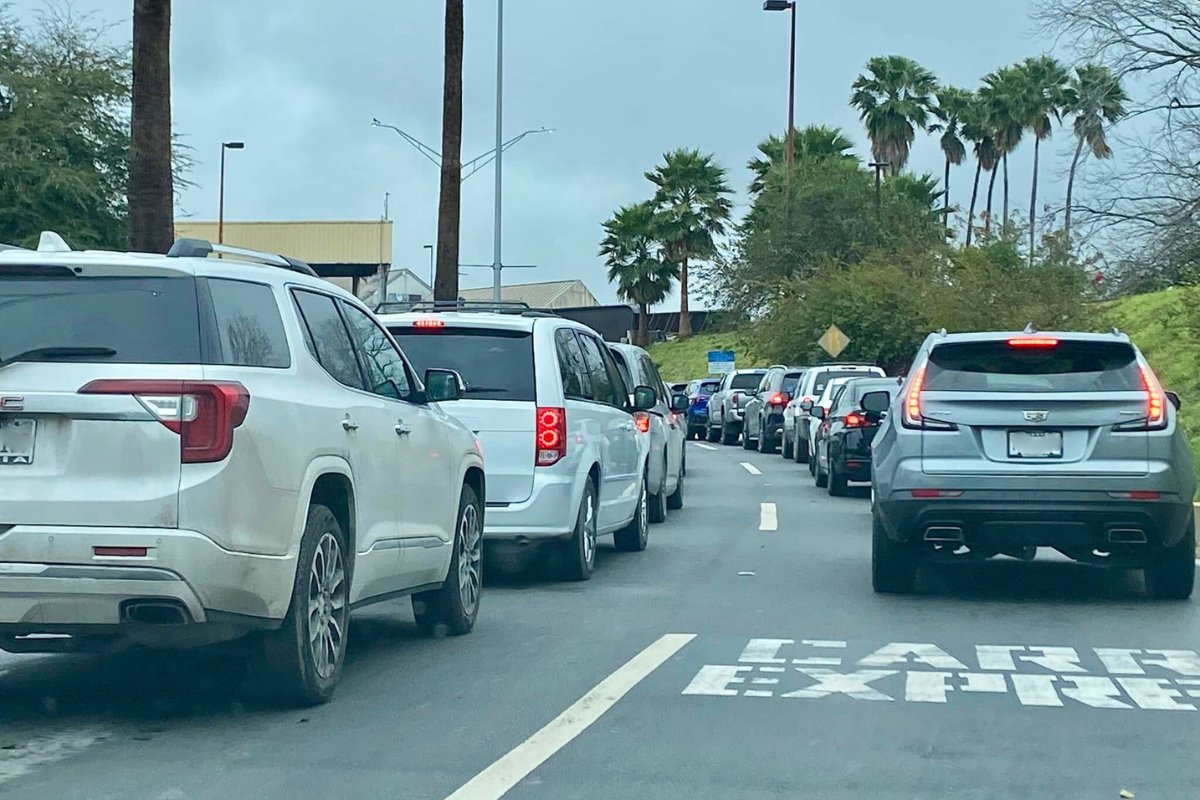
[2,441,1200,799]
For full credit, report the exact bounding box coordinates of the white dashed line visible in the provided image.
[444,633,696,800]
[759,502,778,531]
[695,443,717,451]
[740,462,762,476]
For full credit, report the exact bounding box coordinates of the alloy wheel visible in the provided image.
[307,532,347,680]
[456,501,482,616]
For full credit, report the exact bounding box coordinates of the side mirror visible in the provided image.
[799,399,814,412]
[810,406,826,420]
[424,368,463,402]
[632,384,657,412]
[1166,390,1182,411]
[861,391,891,414]
[670,393,690,413]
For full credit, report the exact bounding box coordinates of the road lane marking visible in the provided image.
[740,462,762,475]
[444,633,696,800]
[758,503,778,531]
[695,443,717,451]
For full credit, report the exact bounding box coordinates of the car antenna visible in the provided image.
[1023,322,1037,334]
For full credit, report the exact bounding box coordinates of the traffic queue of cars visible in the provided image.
[0,235,690,705]
[688,329,1195,602]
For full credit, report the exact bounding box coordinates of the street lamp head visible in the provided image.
[763,0,793,10]
[223,141,245,150]
[423,244,433,250]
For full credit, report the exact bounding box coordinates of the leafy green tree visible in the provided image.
[1064,64,1127,242]
[849,55,938,175]
[646,149,732,339]
[129,0,174,253]
[1014,56,1072,262]
[0,8,131,248]
[747,125,857,194]
[931,86,972,234]
[599,202,677,346]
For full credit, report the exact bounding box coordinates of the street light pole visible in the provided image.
[217,141,244,244]
[763,1,797,174]
[869,161,889,218]
[492,0,504,302]
[423,244,434,291]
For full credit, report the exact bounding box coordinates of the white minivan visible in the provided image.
[380,309,655,580]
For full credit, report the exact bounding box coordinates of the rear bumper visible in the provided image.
[484,472,577,542]
[687,412,709,428]
[876,492,1193,552]
[0,525,297,637]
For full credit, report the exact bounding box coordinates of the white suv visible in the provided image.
[379,307,655,581]
[0,234,485,705]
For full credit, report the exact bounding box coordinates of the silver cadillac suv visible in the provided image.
[869,329,1195,598]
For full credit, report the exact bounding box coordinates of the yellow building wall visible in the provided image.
[173,221,392,266]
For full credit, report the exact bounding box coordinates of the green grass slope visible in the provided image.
[646,332,769,382]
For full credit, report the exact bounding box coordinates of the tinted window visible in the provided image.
[292,290,365,390]
[731,372,765,391]
[925,340,1142,393]
[782,373,803,393]
[0,273,200,364]
[850,381,898,405]
[639,355,667,394]
[555,329,591,401]
[578,334,622,406]
[811,369,881,396]
[608,349,636,393]
[206,278,290,368]
[341,302,411,400]
[695,381,719,396]
[389,326,535,401]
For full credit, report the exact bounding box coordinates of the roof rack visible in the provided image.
[167,238,319,277]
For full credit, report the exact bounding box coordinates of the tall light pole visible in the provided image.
[492,0,504,302]
[218,141,245,244]
[763,1,796,173]
[423,244,434,291]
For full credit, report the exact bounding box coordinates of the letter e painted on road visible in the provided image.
[858,642,968,671]
[683,666,752,697]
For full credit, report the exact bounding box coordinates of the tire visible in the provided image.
[742,427,756,450]
[872,513,918,594]
[706,424,720,443]
[828,457,849,497]
[256,504,350,706]
[413,484,483,635]
[795,431,809,464]
[759,424,777,455]
[667,465,684,510]
[557,478,598,581]
[1144,520,1196,599]
[649,464,668,524]
[814,451,829,488]
[781,430,794,460]
[614,474,650,552]
[792,429,805,463]
[721,422,739,446]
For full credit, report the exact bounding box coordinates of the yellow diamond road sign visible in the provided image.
[818,325,850,358]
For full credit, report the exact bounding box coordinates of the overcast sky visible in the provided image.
[19,0,1069,304]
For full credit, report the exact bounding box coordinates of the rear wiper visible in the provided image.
[0,346,117,369]
[462,386,510,395]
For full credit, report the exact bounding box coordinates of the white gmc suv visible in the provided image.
[379,305,655,581]
[0,234,485,705]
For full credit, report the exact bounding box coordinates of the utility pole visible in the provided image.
[492,0,504,302]
[869,161,889,219]
[377,192,390,307]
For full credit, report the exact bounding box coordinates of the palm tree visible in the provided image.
[646,149,732,339]
[931,86,972,234]
[849,55,938,176]
[128,0,174,253]
[1064,64,1127,242]
[747,125,856,193]
[979,66,1025,233]
[1014,56,1072,262]
[434,0,464,301]
[599,202,677,347]
[961,94,997,246]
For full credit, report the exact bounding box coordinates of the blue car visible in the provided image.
[685,379,722,440]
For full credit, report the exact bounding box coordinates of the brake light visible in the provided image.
[1114,364,1168,432]
[768,393,788,406]
[79,380,249,463]
[1007,337,1060,348]
[1108,491,1161,500]
[634,412,651,433]
[911,489,963,499]
[843,412,869,428]
[732,394,740,408]
[902,363,955,431]
[535,406,566,466]
[413,318,445,329]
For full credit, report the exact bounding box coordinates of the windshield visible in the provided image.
[389,326,535,401]
[926,340,1142,393]
[812,369,880,396]
[0,272,201,364]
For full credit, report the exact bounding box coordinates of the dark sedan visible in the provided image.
[684,378,721,440]
[811,378,897,496]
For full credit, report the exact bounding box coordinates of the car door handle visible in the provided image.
[395,422,412,437]
[341,418,359,432]
[620,421,635,431]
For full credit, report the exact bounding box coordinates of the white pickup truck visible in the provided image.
[705,368,768,446]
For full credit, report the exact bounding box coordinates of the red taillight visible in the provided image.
[732,394,740,408]
[634,412,651,433]
[413,318,445,329]
[1108,491,1161,500]
[1115,364,1168,432]
[902,363,954,431]
[768,393,787,406]
[79,380,250,463]
[93,546,148,557]
[911,489,963,499]
[1007,337,1060,348]
[535,406,566,467]
[843,412,868,428]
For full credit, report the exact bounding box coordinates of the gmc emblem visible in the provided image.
[0,397,24,411]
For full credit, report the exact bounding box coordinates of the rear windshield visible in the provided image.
[812,369,879,396]
[389,326,536,401]
[782,373,803,393]
[925,340,1142,393]
[0,272,201,364]
[731,373,764,391]
[696,382,719,396]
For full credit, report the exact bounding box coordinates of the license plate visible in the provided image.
[1008,429,1062,459]
[0,418,36,465]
